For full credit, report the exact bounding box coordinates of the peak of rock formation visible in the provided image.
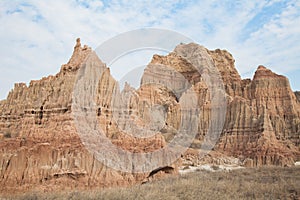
[253,65,286,80]
[0,39,299,194]
[61,38,92,72]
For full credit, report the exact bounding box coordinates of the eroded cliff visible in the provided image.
[0,39,299,194]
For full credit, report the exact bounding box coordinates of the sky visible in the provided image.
[0,0,299,100]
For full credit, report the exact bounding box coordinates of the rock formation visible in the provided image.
[0,39,299,193]
[0,39,175,193]
[215,65,300,166]
[141,44,300,167]
[295,91,300,102]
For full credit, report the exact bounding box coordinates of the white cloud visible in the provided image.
[0,0,300,99]
[237,0,300,75]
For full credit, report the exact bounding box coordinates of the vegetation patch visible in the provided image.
[3,166,299,200]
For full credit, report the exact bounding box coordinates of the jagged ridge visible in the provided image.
[0,39,299,193]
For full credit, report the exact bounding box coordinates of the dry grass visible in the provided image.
[2,166,300,200]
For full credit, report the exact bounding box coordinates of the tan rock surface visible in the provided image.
[216,65,300,166]
[0,40,175,193]
[295,91,300,102]
[0,39,299,194]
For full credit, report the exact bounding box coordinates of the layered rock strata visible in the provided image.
[0,39,176,193]
[0,39,299,193]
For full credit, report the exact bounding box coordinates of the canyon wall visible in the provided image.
[0,39,299,193]
[0,39,172,193]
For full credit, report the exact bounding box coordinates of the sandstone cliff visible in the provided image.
[141,44,300,167]
[0,39,174,193]
[216,65,300,166]
[0,39,299,193]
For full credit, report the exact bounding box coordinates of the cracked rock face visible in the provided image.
[215,64,300,167]
[0,39,176,193]
[0,39,299,193]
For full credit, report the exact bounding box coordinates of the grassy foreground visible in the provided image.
[3,166,300,200]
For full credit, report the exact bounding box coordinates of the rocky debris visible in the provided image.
[179,164,244,174]
[0,39,299,193]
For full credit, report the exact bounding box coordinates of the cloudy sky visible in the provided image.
[0,0,299,100]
